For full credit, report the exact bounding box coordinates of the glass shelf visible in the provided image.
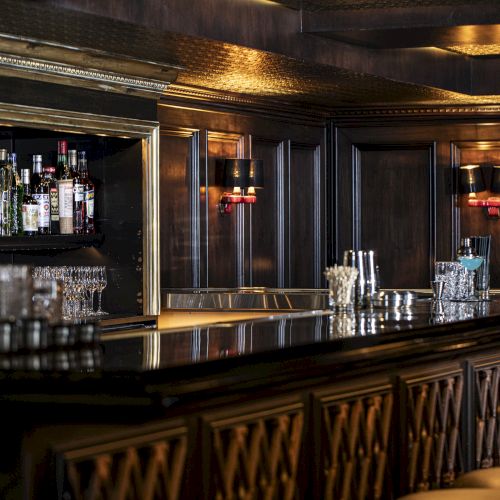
[0,234,103,252]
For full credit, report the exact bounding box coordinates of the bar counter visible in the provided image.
[3,296,500,499]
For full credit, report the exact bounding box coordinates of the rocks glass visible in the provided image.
[434,261,473,300]
[324,265,358,311]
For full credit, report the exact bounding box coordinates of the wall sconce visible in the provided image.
[219,159,264,215]
[460,164,500,217]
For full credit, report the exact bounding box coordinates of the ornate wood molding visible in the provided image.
[332,105,500,124]
[0,34,178,98]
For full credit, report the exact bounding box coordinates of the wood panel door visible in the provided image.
[335,132,435,290]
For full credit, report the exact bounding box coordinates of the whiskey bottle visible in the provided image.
[79,152,94,234]
[32,155,49,235]
[21,169,38,236]
[8,153,23,236]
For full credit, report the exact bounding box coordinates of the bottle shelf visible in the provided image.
[0,233,103,252]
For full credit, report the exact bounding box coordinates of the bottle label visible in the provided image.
[22,204,38,232]
[36,193,50,228]
[85,189,94,218]
[73,183,84,202]
[50,187,59,221]
[58,181,73,218]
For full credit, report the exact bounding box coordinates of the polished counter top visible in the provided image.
[2,296,500,413]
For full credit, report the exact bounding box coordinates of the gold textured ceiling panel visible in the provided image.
[273,0,499,11]
[444,44,500,56]
[168,36,500,107]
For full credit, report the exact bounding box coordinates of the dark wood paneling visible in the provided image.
[158,102,326,291]
[205,132,244,288]
[357,146,432,289]
[289,143,321,288]
[160,130,198,289]
[249,138,282,287]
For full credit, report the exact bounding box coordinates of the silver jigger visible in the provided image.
[430,280,445,300]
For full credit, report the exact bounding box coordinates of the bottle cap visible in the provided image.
[0,149,7,161]
[21,168,30,184]
[58,140,68,155]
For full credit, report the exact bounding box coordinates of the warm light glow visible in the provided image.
[468,192,477,200]
[247,186,256,195]
[232,186,241,195]
[461,164,480,171]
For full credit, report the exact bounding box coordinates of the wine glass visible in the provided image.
[95,266,108,316]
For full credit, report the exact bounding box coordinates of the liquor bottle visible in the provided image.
[44,166,59,234]
[57,142,73,235]
[32,155,49,235]
[79,151,95,234]
[72,151,84,234]
[41,167,57,234]
[8,153,23,236]
[0,149,12,236]
[21,169,38,237]
[68,149,78,179]
[31,154,43,191]
[56,140,68,180]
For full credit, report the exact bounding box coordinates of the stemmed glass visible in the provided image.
[95,266,108,316]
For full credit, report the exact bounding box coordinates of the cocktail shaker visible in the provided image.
[343,249,380,307]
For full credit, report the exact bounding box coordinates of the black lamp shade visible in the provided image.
[249,159,264,188]
[491,166,500,193]
[223,159,250,188]
[459,165,486,193]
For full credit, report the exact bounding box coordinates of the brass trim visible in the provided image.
[0,101,160,316]
[143,127,161,316]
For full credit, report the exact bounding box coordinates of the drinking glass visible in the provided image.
[434,261,471,300]
[95,266,108,316]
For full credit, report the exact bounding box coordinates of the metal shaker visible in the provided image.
[343,249,380,307]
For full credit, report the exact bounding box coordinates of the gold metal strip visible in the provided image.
[143,126,161,316]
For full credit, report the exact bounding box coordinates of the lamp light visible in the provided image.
[460,164,500,218]
[459,164,485,194]
[219,158,264,214]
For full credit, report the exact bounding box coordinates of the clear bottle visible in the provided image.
[8,153,23,236]
[21,169,38,237]
[79,152,95,234]
[68,149,78,179]
[0,149,12,236]
[32,155,49,235]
